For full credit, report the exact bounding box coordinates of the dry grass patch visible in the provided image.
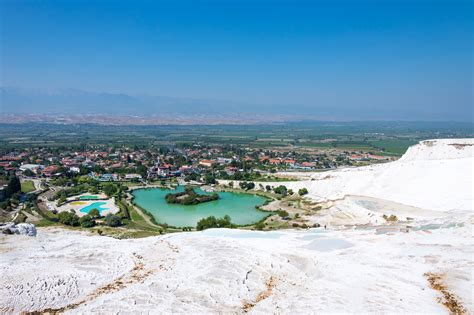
[242,276,277,312]
[425,272,467,314]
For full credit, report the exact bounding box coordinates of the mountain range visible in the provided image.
[0,87,470,122]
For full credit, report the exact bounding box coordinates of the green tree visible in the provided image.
[23,169,35,177]
[136,165,147,178]
[204,174,216,185]
[233,172,243,180]
[5,176,21,198]
[239,181,255,190]
[103,184,117,197]
[88,208,101,219]
[276,210,289,217]
[273,185,288,196]
[298,188,309,196]
[58,196,67,205]
[196,215,233,230]
[105,213,122,227]
[79,215,96,228]
[254,221,265,230]
[58,211,80,226]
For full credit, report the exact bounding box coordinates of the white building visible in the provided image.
[124,173,142,180]
[19,164,44,174]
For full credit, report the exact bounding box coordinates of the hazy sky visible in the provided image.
[1,0,473,120]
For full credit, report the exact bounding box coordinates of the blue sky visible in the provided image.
[1,0,473,120]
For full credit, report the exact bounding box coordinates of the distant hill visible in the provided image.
[0,87,268,116]
[1,87,471,122]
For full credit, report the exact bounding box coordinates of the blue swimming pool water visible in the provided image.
[80,202,109,214]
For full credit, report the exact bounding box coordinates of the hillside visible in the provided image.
[0,139,472,313]
[277,139,473,215]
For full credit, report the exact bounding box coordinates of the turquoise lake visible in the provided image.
[132,187,270,227]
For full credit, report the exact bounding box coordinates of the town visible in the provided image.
[1,0,472,311]
[0,137,397,237]
[0,142,391,200]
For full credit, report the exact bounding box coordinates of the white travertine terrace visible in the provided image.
[1,139,472,313]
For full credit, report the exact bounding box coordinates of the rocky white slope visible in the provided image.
[0,139,472,314]
[280,139,473,212]
[270,139,474,226]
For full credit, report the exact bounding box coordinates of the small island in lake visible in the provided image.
[165,187,219,205]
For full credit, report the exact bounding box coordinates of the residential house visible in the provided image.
[199,159,215,167]
[42,165,60,177]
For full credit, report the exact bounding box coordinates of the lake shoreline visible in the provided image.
[131,186,272,228]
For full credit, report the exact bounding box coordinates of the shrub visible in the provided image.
[79,215,96,228]
[0,201,9,210]
[89,186,99,194]
[102,184,117,197]
[254,222,265,230]
[105,214,122,227]
[23,169,35,177]
[196,215,233,231]
[275,209,289,218]
[298,188,309,196]
[88,208,100,219]
[14,212,27,224]
[239,181,255,190]
[383,214,398,222]
[204,174,216,185]
[58,211,80,226]
[273,185,288,196]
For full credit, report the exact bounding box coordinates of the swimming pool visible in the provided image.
[80,202,109,214]
[79,195,99,200]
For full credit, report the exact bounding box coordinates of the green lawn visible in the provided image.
[21,180,36,193]
[35,219,60,227]
[368,139,418,155]
[124,205,162,232]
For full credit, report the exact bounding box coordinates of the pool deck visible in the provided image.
[56,197,119,217]
[72,193,108,200]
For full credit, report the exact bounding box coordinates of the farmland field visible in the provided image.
[0,121,472,156]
